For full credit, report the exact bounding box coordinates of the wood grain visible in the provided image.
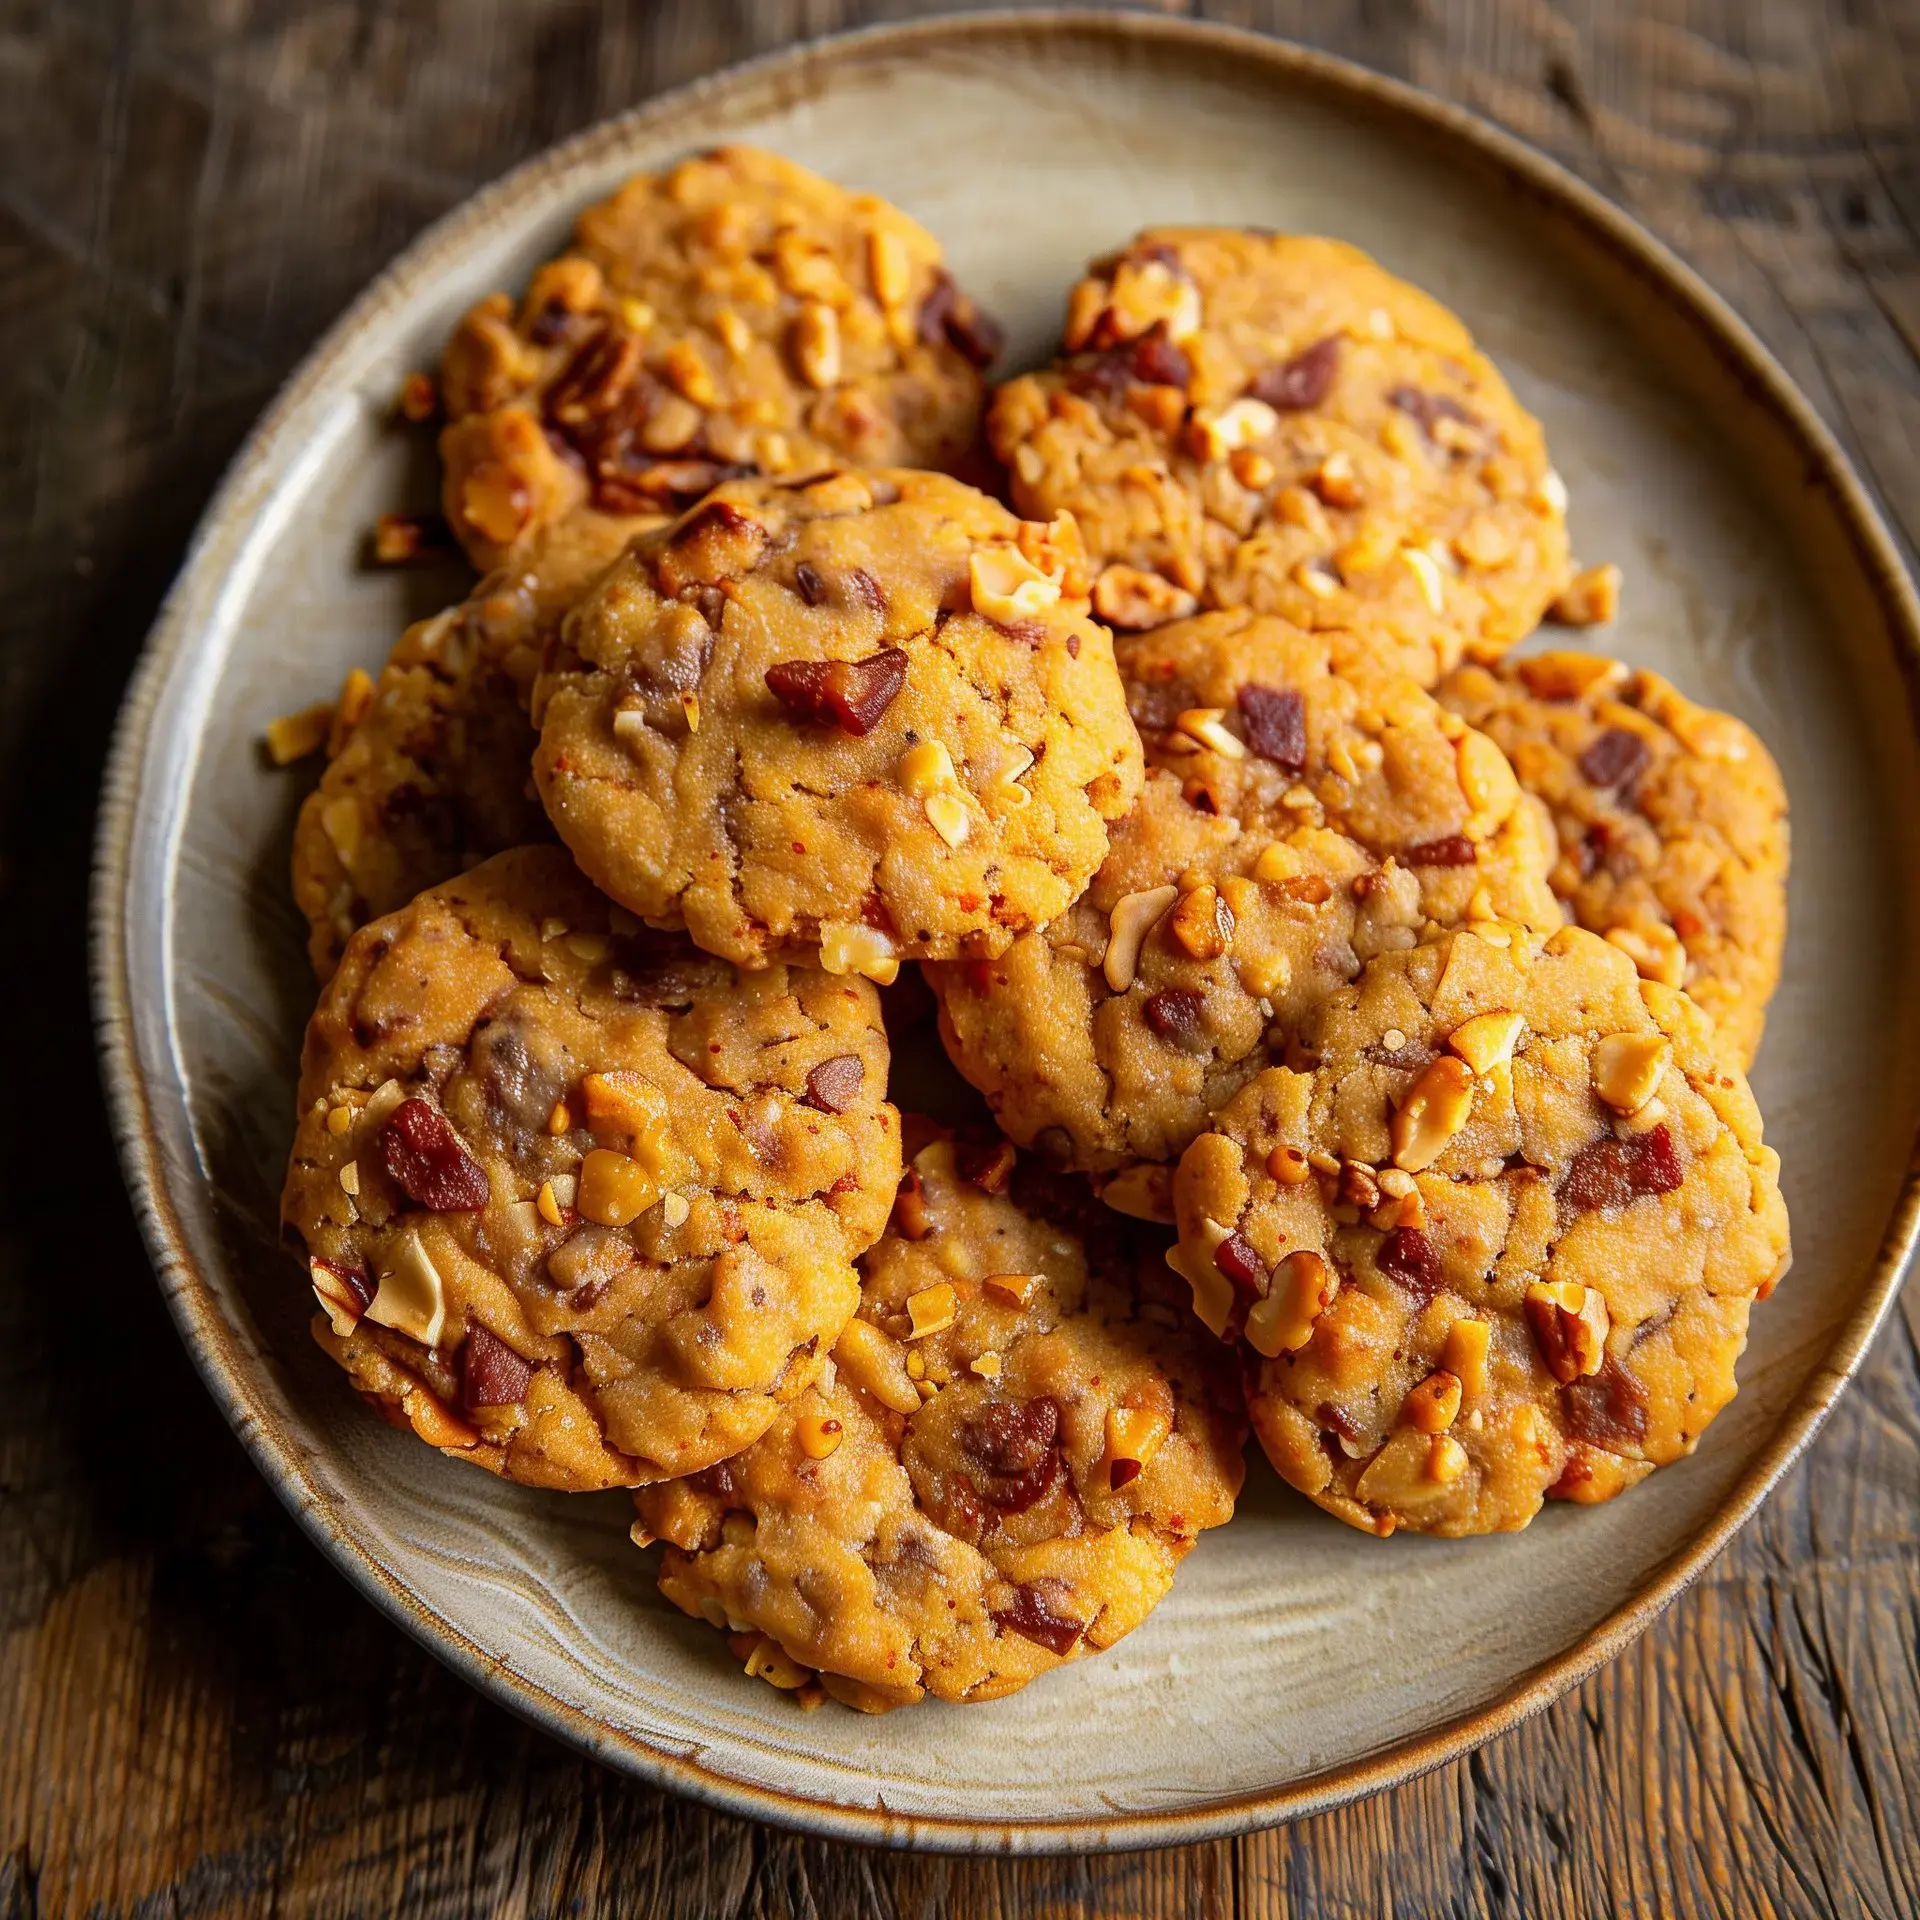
[3,3,1918,1914]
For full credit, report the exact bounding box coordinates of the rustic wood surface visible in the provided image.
[4,2,1918,1914]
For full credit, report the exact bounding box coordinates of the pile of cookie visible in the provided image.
[273,147,1791,1713]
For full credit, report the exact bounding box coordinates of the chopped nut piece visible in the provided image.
[1104,1402,1172,1489]
[1447,1009,1525,1077]
[924,791,971,849]
[565,933,610,964]
[1402,1369,1463,1434]
[1606,923,1687,989]
[1165,1216,1236,1337]
[1441,1317,1492,1398]
[265,702,333,766]
[679,691,701,734]
[1552,561,1622,627]
[1377,1167,1415,1201]
[905,1283,958,1340]
[1091,563,1197,630]
[338,1160,361,1198]
[1590,1032,1670,1113]
[1244,1250,1337,1359]
[899,739,958,797]
[1174,707,1245,759]
[536,1180,567,1228]
[366,1231,448,1348]
[1193,396,1279,460]
[1456,729,1519,826]
[1339,1160,1381,1212]
[576,1148,658,1227]
[969,545,1063,625]
[310,1258,369,1338]
[661,1191,690,1229]
[1103,884,1179,991]
[1427,1434,1470,1484]
[1537,467,1570,515]
[326,1103,354,1138]
[982,1273,1038,1307]
[1293,559,1340,599]
[397,370,437,422]
[546,1101,572,1136]
[792,301,842,388]
[1515,651,1626,702]
[1390,1056,1476,1172]
[1524,1280,1610,1383]
[1098,1164,1175,1223]
[1398,544,1447,613]
[372,513,454,567]
[744,1636,812,1690]
[796,1412,844,1460]
[1168,883,1235,961]
[328,667,377,755]
[612,708,649,747]
[970,1350,1002,1379]
[1103,256,1203,342]
[832,1316,920,1414]
[1311,449,1362,508]
[818,921,898,985]
[867,228,912,307]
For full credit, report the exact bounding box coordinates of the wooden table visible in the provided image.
[4,4,1917,1913]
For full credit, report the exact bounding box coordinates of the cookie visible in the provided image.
[283,845,901,1490]
[989,230,1571,684]
[292,508,653,979]
[438,145,998,567]
[1169,920,1790,1537]
[634,1131,1245,1710]
[926,608,1562,1172]
[1437,651,1788,1066]
[533,469,1145,975]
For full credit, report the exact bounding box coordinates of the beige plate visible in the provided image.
[93,10,1920,1853]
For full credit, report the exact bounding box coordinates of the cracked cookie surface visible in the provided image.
[438,144,998,567]
[926,608,1562,1173]
[533,469,1145,975]
[1169,921,1789,1537]
[292,509,655,980]
[633,1129,1244,1710]
[989,229,1570,684]
[283,845,900,1490]
[1437,651,1788,1067]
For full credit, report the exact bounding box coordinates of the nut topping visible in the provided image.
[1590,1032,1669,1114]
[1193,397,1279,461]
[764,648,909,736]
[1097,1164,1175,1224]
[1092,563,1197,630]
[1244,1250,1337,1359]
[1173,708,1245,759]
[818,921,898,986]
[365,1230,448,1348]
[1447,1010,1524,1077]
[1168,884,1234,961]
[1551,562,1622,627]
[1389,1056,1475,1172]
[970,545,1063,625]
[1440,1317,1492,1398]
[832,1316,920,1415]
[791,301,842,388]
[1401,1369,1463,1435]
[310,1257,372,1338]
[1523,1280,1610,1383]
[1103,1402,1172,1491]
[577,1147,659,1227]
[796,1411,844,1460]
[1103,885,1179,991]
[905,1283,958,1341]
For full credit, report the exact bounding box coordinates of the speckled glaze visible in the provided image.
[92,10,1920,1854]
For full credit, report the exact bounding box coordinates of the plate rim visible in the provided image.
[89,5,1920,1854]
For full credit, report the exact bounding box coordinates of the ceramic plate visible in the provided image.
[94,11,1920,1852]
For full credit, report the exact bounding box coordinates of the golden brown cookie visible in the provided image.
[438,145,998,566]
[1437,651,1788,1066]
[533,470,1144,976]
[292,509,654,979]
[283,846,901,1490]
[925,609,1562,1172]
[634,1131,1245,1710]
[989,230,1571,683]
[1169,921,1789,1537]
